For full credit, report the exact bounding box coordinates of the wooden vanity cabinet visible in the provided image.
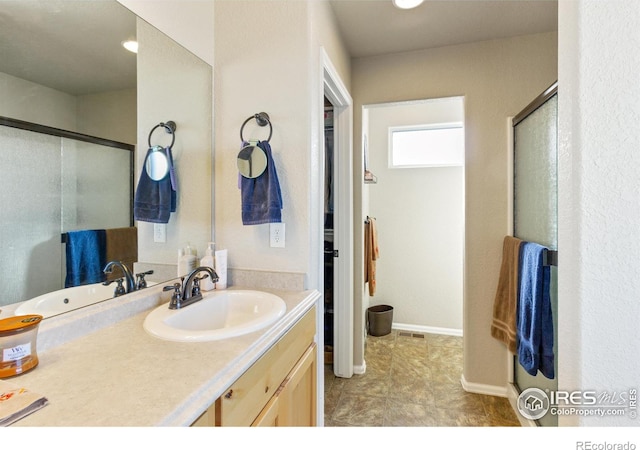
[192,306,317,427]
[191,405,216,427]
[252,343,317,426]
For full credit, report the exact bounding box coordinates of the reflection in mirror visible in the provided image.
[0,1,212,319]
[146,147,170,181]
[237,144,268,178]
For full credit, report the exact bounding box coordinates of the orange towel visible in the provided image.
[364,218,379,296]
[490,236,523,354]
[105,227,138,282]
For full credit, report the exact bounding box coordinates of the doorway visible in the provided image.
[320,50,353,381]
[361,97,465,347]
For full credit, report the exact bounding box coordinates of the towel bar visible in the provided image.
[513,235,558,267]
[544,249,558,267]
[240,112,272,143]
[147,121,176,148]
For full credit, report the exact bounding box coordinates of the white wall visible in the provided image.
[0,73,77,130]
[115,0,214,267]
[117,0,214,66]
[77,89,137,144]
[365,99,464,332]
[214,0,310,275]
[213,0,350,283]
[0,72,136,144]
[352,32,558,388]
[558,0,640,426]
[136,18,213,265]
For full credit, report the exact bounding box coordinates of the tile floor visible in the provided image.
[324,330,521,426]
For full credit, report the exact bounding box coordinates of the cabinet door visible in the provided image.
[216,307,316,426]
[191,406,215,427]
[277,343,317,426]
[251,395,281,426]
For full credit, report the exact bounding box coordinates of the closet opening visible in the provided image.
[323,96,335,368]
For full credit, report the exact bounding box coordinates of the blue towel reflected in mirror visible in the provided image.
[134,146,177,224]
[64,230,107,288]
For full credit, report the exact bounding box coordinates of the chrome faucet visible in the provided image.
[164,266,219,309]
[103,260,136,294]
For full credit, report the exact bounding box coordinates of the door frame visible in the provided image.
[319,49,354,379]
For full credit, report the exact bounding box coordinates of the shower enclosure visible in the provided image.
[0,117,134,308]
[512,82,558,427]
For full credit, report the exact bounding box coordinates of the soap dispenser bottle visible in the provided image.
[200,242,216,291]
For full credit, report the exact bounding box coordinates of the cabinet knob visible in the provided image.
[224,389,233,399]
[265,386,269,394]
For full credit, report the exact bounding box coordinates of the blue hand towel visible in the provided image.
[517,242,555,379]
[64,229,107,288]
[240,140,283,225]
[133,147,176,224]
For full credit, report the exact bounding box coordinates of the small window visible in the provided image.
[389,123,464,168]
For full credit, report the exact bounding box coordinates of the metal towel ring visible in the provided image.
[148,121,177,148]
[240,112,272,143]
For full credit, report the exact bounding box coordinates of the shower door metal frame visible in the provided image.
[512,82,558,128]
[0,115,135,223]
[508,81,558,426]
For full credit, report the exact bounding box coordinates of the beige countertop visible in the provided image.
[9,286,319,427]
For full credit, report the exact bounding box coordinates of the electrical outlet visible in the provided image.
[153,223,166,243]
[270,222,285,248]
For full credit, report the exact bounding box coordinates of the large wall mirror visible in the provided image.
[0,0,212,318]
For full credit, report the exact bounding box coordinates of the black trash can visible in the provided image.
[367,305,393,337]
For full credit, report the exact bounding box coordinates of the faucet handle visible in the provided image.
[102,278,125,296]
[191,274,209,297]
[103,278,126,297]
[113,279,126,297]
[136,270,154,289]
[164,282,183,309]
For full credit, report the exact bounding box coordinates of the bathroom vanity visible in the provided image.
[193,307,316,427]
[9,285,319,427]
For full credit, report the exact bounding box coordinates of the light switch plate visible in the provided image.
[270,222,285,248]
[153,223,166,243]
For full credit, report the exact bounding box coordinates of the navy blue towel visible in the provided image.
[240,140,283,225]
[517,242,555,379]
[65,230,107,288]
[133,147,177,224]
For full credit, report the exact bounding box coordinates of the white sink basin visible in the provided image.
[143,290,286,342]
[15,281,157,319]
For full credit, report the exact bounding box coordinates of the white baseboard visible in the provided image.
[460,374,509,397]
[506,382,538,427]
[459,377,537,427]
[353,360,366,375]
[392,322,463,337]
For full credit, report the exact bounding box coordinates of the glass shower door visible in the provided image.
[0,119,133,307]
[513,83,558,427]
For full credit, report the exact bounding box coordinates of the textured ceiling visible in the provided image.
[329,0,558,58]
[0,1,136,96]
[0,1,558,96]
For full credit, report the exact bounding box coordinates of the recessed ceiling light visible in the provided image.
[392,0,424,9]
[122,40,138,54]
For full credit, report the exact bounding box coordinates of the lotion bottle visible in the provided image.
[177,248,186,277]
[215,248,228,290]
[200,242,216,291]
[177,243,197,277]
